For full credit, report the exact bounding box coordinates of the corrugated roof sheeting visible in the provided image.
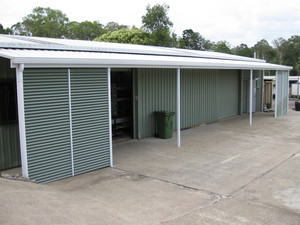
[0,48,292,70]
[0,35,292,70]
[0,35,264,62]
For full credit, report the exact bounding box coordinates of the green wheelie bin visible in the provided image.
[155,111,175,139]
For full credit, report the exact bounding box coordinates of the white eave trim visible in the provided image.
[9,58,292,71]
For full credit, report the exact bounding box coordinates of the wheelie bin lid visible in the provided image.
[155,110,175,116]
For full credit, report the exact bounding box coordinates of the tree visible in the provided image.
[273,36,300,75]
[213,41,232,54]
[94,28,150,45]
[104,22,129,32]
[11,7,69,38]
[67,21,105,40]
[252,39,275,62]
[273,37,288,65]
[179,29,211,50]
[0,23,11,34]
[232,43,253,57]
[141,4,174,46]
[279,36,300,66]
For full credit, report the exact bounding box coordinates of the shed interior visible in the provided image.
[111,69,133,139]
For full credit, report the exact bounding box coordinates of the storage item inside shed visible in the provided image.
[111,70,133,138]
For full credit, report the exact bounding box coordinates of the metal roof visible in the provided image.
[0,35,292,70]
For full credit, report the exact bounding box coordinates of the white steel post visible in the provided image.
[177,68,181,148]
[286,71,289,114]
[16,64,28,178]
[107,68,113,166]
[249,70,253,126]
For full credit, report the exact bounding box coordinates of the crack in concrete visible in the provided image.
[229,151,299,196]
[115,150,300,224]
[114,167,231,224]
[161,195,229,224]
[114,167,224,196]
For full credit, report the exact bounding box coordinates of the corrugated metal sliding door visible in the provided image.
[23,68,110,183]
[70,68,110,175]
[24,69,72,183]
[218,70,239,119]
[275,70,289,117]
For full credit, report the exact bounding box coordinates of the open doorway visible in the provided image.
[111,69,133,139]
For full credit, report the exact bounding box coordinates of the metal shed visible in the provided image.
[0,35,291,183]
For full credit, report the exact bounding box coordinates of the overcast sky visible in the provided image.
[1,0,300,47]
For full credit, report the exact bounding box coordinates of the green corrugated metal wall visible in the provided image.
[180,69,218,128]
[136,68,177,139]
[0,57,21,171]
[217,70,239,119]
[136,69,241,139]
[0,124,20,170]
[24,69,72,183]
[23,68,109,183]
[70,69,110,175]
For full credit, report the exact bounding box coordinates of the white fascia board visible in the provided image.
[11,58,292,71]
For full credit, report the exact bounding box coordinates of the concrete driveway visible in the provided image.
[1,108,300,224]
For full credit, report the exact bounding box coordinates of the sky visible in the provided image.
[1,0,300,47]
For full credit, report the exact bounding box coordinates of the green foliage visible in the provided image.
[104,22,129,32]
[67,21,105,40]
[94,28,150,45]
[148,27,174,47]
[142,4,173,32]
[213,41,232,54]
[232,44,253,57]
[141,4,174,46]
[252,39,275,62]
[281,36,300,66]
[11,7,70,38]
[0,24,11,34]
[179,29,212,50]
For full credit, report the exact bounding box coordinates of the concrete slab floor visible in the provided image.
[0,106,300,224]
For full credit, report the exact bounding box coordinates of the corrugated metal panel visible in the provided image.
[0,124,20,170]
[0,57,21,170]
[136,68,176,139]
[276,71,289,117]
[217,70,239,119]
[23,68,72,183]
[0,34,265,63]
[136,69,246,138]
[70,68,110,175]
[136,69,244,138]
[180,69,218,128]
